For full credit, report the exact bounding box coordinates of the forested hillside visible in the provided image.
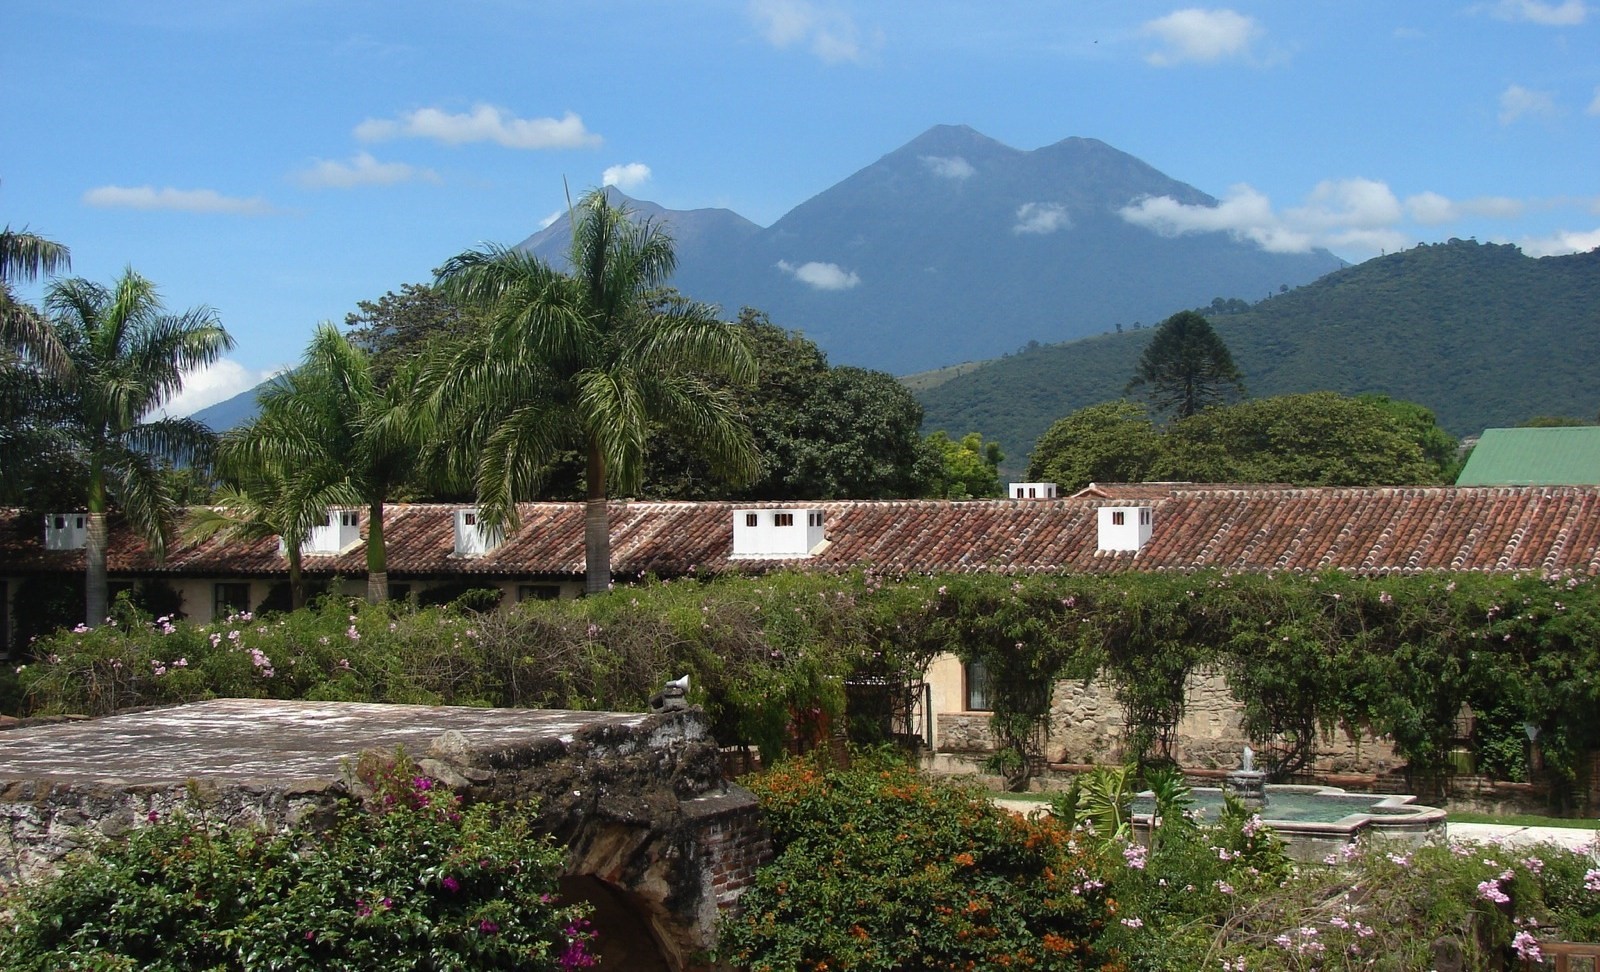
[916,240,1600,468]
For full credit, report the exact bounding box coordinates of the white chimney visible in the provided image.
[454,508,504,556]
[44,513,88,550]
[283,509,361,556]
[1097,505,1153,552]
[1009,482,1058,500]
[731,508,826,559]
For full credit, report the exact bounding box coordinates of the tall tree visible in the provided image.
[232,324,424,603]
[37,270,232,625]
[1125,310,1245,420]
[433,188,758,594]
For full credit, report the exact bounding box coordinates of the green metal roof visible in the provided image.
[1456,427,1600,486]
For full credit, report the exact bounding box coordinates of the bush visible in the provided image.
[717,751,1120,971]
[0,753,594,971]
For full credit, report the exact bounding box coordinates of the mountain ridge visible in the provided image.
[520,125,1344,373]
[914,239,1600,468]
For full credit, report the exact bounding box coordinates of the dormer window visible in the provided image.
[732,508,827,559]
[1008,482,1058,500]
[1097,505,1154,553]
[291,507,361,556]
[454,508,503,556]
[44,514,89,550]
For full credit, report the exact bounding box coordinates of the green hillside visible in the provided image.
[915,240,1600,469]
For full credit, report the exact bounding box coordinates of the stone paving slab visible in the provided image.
[0,699,651,785]
[1447,822,1600,853]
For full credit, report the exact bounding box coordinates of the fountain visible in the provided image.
[1130,746,1448,862]
[1223,744,1267,809]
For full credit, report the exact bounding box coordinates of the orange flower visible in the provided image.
[952,852,975,867]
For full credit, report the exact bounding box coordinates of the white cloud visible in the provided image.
[82,185,274,216]
[354,105,601,149]
[1486,0,1587,25]
[1499,84,1559,124]
[1286,178,1404,231]
[1405,191,1524,225]
[537,211,562,230]
[1121,179,1567,258]
[291,152,437,189]
[748,0,872,63]
[1121,184,1313,252]
[922,155,975,180]
[156,359,283,419]
[601,162,652,191]
[1140,8,1263,66]
[1519,226,1600,256]
[1012,202,1072,235]
[776,259,860,290]
[1587,86,1600,115]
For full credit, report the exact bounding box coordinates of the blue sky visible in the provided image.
[4,1,1597,413]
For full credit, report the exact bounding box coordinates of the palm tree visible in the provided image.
[39,269,232,626]
[232,324,424,603]
[191,416,360,611]
[433,188,758,594]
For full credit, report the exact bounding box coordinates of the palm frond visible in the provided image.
[0,227,70,283]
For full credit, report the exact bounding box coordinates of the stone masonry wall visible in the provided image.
[938,667,1399,776]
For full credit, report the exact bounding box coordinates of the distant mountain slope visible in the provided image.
[189,384,262,432]
[916,240,1600,466]
[522,125,1344,373]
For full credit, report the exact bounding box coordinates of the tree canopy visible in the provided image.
[1029,392,1456,491]
[638,309,942,500]
[343,282,483,388]
[1026,401,1163,491]
[1125,310,1244,420]
[922,430,1004,499]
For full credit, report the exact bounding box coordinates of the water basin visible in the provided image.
[1131,784,1446,862]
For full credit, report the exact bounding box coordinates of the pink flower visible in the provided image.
[441,875,460,893]
[1512,931,1542,961]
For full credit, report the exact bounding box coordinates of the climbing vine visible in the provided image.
[15,567,1600,802]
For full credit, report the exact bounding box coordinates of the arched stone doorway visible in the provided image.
[558,874,673,971]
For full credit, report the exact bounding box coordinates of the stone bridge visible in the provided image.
[0,699,770,971]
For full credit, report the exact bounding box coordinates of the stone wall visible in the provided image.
[0,700,771,972]
[932,659,1400,777]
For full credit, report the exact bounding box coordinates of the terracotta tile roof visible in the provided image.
[1070,482,1298,500]
[4,486,1599,581]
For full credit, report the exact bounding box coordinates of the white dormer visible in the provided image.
[731,508,826,559]
[1009,482,1058,500]
[302,510,361,555]
[44,513,88,550]
[1097,505,1154,553]
[454,508,504,557]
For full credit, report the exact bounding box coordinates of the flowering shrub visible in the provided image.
[718,751,1120,971]
[0,754,593,971]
